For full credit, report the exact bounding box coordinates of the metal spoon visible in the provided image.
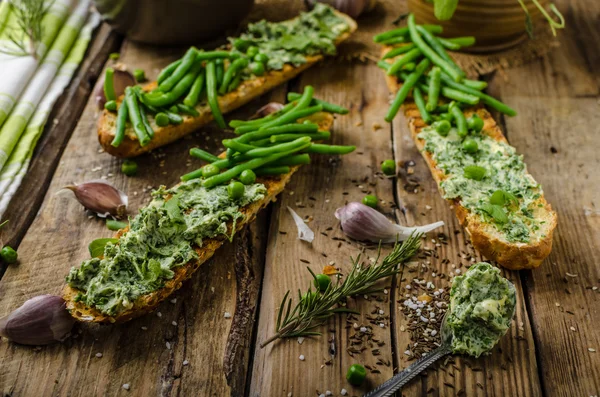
[362,312,453,397]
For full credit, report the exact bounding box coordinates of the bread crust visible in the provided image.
[64,114,334,323]
[97,11,357,158]
[382,49,557,270]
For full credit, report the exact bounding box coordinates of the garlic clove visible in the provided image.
[64,180,128,218]
[95,69,136,110]
[250,102,284,119]
[287,206,315,243]
[0,295,75,345]
[335,202,444,243]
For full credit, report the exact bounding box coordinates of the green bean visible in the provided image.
[215,59,224,87]
[286,92,349,115]
[176,104,200,116]
[438,72,517,116]
[379,36,409,45]
[157,60,182,85]
[243,137,311,158]
[269,131,331,143]
[238,123,319,143]
[138,98,155,138]
[200,144,311,187]
[415,24,464,79]
[219,58,249,95]
[124,87,151,146]
[111,100,128,147]
[403,62,416,72]
[180,168,204,181]
[462,79,487,90]
[426,66,441,112]
[158,47,197,92]
[206,61,226,128]
[385,58,431,122]
[142,62,203,107]
[303,144,356,155]
[104,68,116,101]
[196,50,237,61]
[439,36,476,49]
[271,154,311,166]
[183,69,205,107]
[382,44,416,60]
[377,60,391,71]
[230,102,297,130]
[228,74,242,92]
[441,87,479,105]
[223,139,256,153]
[408,14,464,83]
[166,111,183,124]
[255,166,291,176]
[373,24,442,43]
[387,47,422,76]
[190,147,219,162]
[449,102,468,137]
[257,104,322,131]
[413,86,432,124]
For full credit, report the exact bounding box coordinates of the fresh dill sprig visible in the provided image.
[260,233,422,348]
[0,0,54,59]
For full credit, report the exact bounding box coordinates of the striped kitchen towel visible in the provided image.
[0,0,100,217]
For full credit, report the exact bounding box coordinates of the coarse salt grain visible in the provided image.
[122,384,130,390]
[183,360,189,366]
[341,389,348,396]
[224,312,232,318]
[589,348,596,352]
[166,342,171,350]
[326,391,333,396]
[157,312,162,318]
[297,337,305,345]
[141,326,148,331]
[170,298,177,304]
[405,285,412,290]
[360,326,368,333]
[378,309,384,315]
[299,354,305,361]
[95,353,103,358]
[172,321,178,326]
[379,323,385,328]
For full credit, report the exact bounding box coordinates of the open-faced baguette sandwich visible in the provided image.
[375,15,557,270]
[98,4,356,158]
[64,89,356,323]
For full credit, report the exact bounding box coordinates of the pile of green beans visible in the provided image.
[375,13,517,127]
[106,41,279,146]
[181,86,356,188]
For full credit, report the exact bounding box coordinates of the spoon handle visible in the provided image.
[362,345,452,397]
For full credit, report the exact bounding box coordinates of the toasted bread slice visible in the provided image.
[382,48,557,270]
[97,11,356,158]
[64,113,333,323]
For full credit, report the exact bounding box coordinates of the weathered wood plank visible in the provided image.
[249,61,400,396]
[0,36,282,396]
[492,0,600,394]
[0,24,121,276]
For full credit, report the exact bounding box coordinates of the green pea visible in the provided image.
[227,181,245,200]
[109,52,120,60]
[381,159,396,176]
[362,195,378,208]
[249,61,265,76]
[439,112,453,122]
[246,46,259,58]
[239,169,257,185]
[169,105,179,113]
[104,100,117,112]
[155,112,170,127]
[346,364,367,386]
[233,38,249,51]
[202,164,220,178]
[121,160,138,176]
[253,53,269,64]
[467,114,484,132]
[433,120,451,136]
[314,274,331,292]
[133,68,146,82]
[0,246,18,264]
[462,138,478,154]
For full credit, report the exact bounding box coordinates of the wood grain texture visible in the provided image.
[0,36,282,396]
[492,0,600,395]
[249,62,400,396]
[0,24,121,276]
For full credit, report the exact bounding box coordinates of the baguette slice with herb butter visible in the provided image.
[97,7,356,158]
[383,49,557,270]
[63,112,333,323]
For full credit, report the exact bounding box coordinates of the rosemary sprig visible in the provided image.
[260,233,422,348]
[0,0,54,59]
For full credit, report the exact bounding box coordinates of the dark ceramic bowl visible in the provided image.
[94,0,255,45]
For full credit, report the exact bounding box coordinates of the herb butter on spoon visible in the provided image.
[364,262,516,397]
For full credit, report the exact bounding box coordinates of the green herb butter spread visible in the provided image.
[66,180,267,315]
[418,127,545,243]
[448,262,516,357]
[231,4,349,71]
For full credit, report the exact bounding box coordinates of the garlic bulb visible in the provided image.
[308,0,377,19]
[335,202,444,242]
[0,295,75,345]
[64,180,128,218]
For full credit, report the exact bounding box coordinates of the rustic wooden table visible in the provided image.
[0,1,598,396]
